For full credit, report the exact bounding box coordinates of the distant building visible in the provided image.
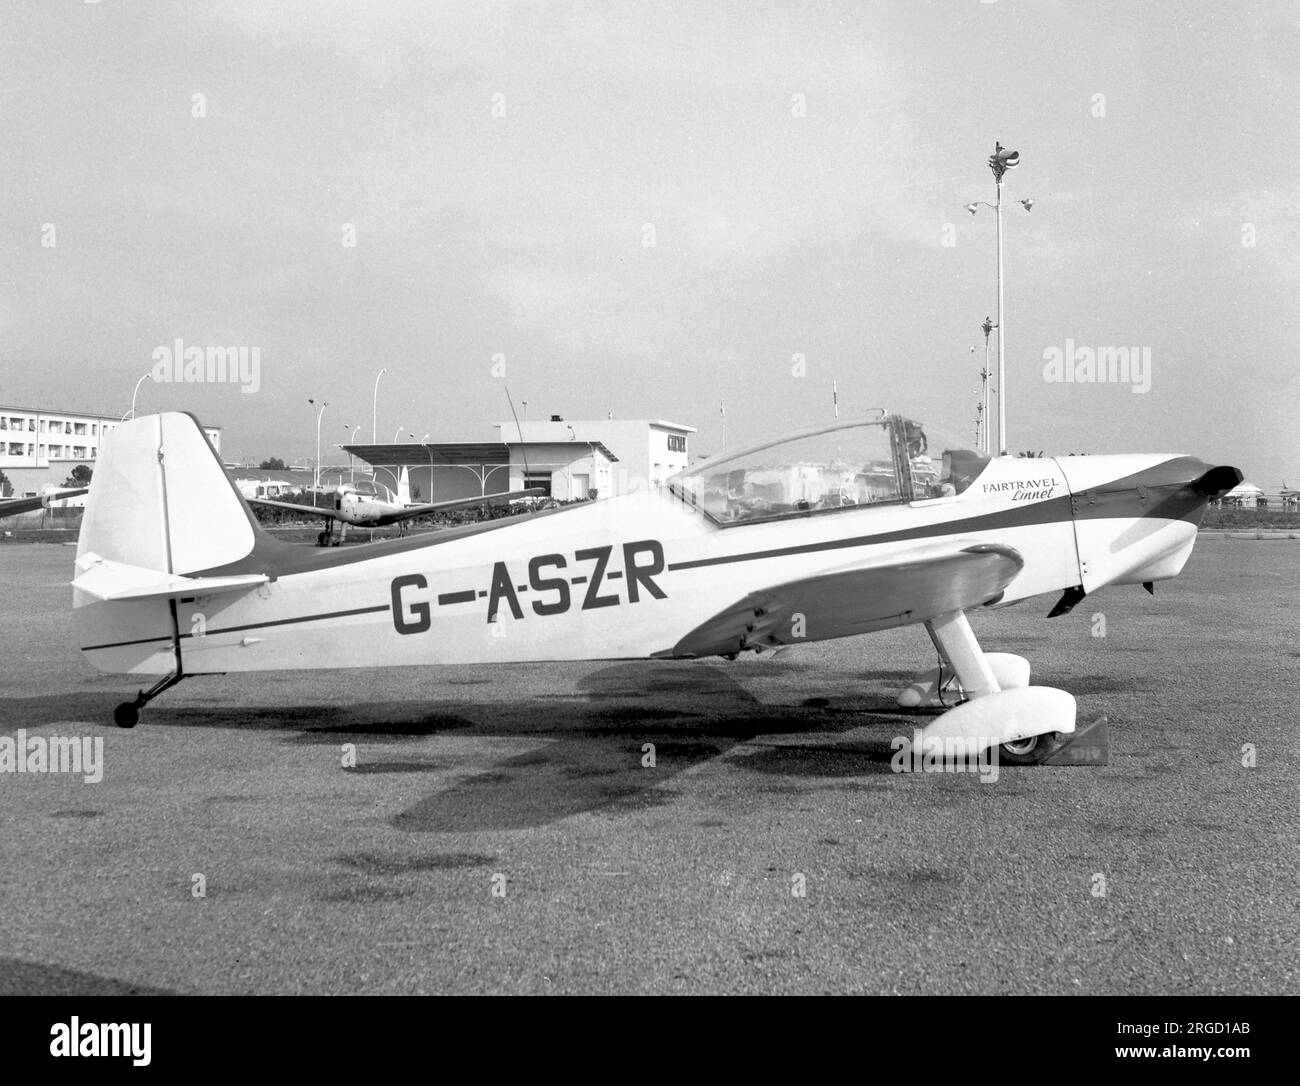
[231,470,314,500]
[343,417,696,504]
[493,417,696,492]
[0,405,221,498]
[1222,482,1264,508]
[342,439,618,504]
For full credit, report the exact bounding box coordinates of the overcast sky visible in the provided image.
[2,1,1296,484]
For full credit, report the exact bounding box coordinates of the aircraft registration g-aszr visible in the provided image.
[72,410,1240,763]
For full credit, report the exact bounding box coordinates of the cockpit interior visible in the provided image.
[668,412,991,526]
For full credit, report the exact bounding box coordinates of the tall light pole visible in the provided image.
[129,372,152,419]
[345,424,361,482]
[966,141,1031,455]
[980,317,997,455]
[521,399,528,422]
[420,436,435,504]
[372,367,387,444]
[393,425,405,443]
[308,398,328,490]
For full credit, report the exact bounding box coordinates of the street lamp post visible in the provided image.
[965,142,1031,455]
[308,398,328,490]
[345,424,361,482]
[129,372,153,419]
[372,368,387,444]
[420,437,435,504]
[980,317,997,455]
[393,426,405,443]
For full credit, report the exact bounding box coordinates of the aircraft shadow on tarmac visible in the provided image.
[4,662,944,831]
[0,957,178,997]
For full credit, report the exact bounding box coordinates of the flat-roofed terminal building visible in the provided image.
[342,417,695,504]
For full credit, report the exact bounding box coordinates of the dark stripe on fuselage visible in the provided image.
[82,603,391,653]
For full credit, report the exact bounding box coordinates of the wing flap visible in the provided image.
[72,553,269,602]
[668,543,1022,658]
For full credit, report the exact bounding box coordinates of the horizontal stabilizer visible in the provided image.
[72,553,268,602]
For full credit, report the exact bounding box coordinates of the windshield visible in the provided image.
[668,412,990,526]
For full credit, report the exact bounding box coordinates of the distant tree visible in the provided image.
[63,464,93,487]
[0,469,10,497]
[1015,449,1045,458]
[259,457,287,471]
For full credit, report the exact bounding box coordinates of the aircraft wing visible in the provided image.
[247,498,340,522]
[0,488,88,517]
[381,488,546,523]
[668,542,1023,658]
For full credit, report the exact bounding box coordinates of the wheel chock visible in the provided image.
[1040,713,1109,766]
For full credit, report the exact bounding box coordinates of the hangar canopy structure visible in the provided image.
[343,440,619,502]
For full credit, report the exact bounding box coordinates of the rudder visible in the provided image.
[77,412,259,575]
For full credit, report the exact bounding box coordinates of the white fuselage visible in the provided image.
[76,453,1203,676]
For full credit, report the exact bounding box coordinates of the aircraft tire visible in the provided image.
[998,732,1059,765]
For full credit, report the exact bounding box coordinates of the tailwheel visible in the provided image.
[999,732,1060,766]
[112,673,186,728]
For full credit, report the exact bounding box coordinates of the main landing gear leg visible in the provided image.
[114,673,187,729]
[902,609,1077,764]
[899,616,1032,707]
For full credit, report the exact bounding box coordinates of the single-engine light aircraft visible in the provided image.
[248,471,542,545]
[72,411,1239,762]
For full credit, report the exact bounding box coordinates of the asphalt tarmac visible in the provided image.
[0,539,1296,995]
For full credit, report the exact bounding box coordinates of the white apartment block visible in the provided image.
[0,405,221,495]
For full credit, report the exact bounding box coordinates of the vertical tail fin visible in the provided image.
[77,412,260,576]
[397,465,412,506]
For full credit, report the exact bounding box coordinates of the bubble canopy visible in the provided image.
[667,412,991,526]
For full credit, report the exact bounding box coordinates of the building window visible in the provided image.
[667,434,686,453]
[27,419,35,431]
[523,471,552,497]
